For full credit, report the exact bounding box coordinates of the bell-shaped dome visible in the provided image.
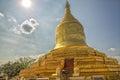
[55,1,87,49]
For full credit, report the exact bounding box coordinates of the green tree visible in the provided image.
[0,57,36,79]
[18,57,36,69]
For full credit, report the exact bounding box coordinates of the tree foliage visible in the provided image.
[0,57,36,78]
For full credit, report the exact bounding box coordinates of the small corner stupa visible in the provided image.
[19,0,120,80]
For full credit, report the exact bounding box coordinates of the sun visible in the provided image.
[21,0,32,8]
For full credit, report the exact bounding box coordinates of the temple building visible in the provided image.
[19,1,120,80]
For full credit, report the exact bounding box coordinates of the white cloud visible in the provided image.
[12,27,21,34]
[8,17,17,23]
[0,12,4,18]
[55,17,61,21]
[12,18,39,35]
[20,18,39,34]
[29,18,39,26]
[108,48,116,52]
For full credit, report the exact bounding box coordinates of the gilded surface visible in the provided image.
[55,1,86,49]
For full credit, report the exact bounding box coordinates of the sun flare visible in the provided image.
[21,0,32,8]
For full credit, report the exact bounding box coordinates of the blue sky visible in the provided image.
[0,0,120,64]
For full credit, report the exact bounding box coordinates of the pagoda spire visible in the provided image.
[65,0,71,14]
[55,0,87,48]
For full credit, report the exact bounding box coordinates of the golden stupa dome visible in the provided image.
[55,1,87,48]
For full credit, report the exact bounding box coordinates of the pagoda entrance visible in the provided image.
[61,58,74,80]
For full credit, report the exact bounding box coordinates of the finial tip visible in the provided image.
[65,0,70,8]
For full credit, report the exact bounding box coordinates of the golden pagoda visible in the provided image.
[19,1,120,80]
